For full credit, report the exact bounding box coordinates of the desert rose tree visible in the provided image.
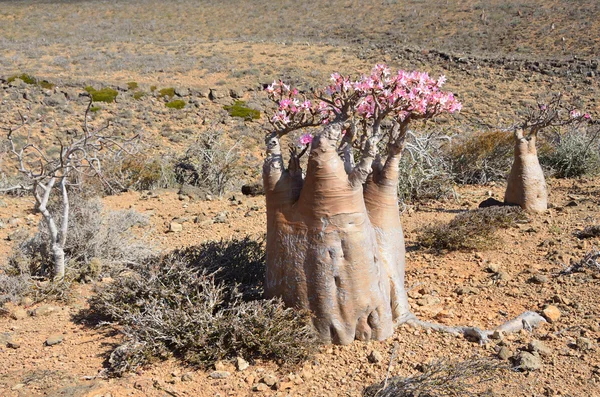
[505,94,591,212]
[262,65,463,344]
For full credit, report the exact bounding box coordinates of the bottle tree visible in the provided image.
[262,65,462,344]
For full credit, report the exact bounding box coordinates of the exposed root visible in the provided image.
[404,311,547,344]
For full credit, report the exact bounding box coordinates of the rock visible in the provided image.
[10,308,28,320]
[367,350,383,363]
[496,270,511,281]
[262,374,278,387]
[46,334,64,346]
[214,212,228,224]
[229,87,244,99]
[169,222,183,232]
[241,183,264,196]
[134,379,153,392]
[253,383,269,391]
[300,368,313,380]
[44,93,67,107]
[529,340,552,357]
[31,304,56,317]
[542,305,561,323]
[181,372,194,382]
[209,371,231,379]
[236,357,249,371]
[497,346,512,360]
[530,274,549,284]
[516,351,542,371]
[575,337,593,351]
[7,340,21,349]
[209,88,227,100]
[178,184,209,201]
[11,383,26,391]
[416,295,441,307]
[192,86,211,98]
[486,263,501,273]
[491,330,504,340]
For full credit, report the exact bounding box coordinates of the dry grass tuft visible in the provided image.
[419,206,528,252]
[364,356,506,397]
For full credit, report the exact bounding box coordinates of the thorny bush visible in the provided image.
[88,237,318,376]
[539,124,600,178]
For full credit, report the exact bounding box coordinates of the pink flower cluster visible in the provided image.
[570,109,591,120]
[266,64,462,131]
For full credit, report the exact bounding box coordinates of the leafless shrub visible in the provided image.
[174,127,240,197]
[8,196,154,280]
[88,238,318,376]
[364,357,505,397]
[397,129,455,203]
[559,249,600,275]
[419,206,529,252]
[0,273,31,310]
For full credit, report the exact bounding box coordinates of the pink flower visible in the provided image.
[584,113,591,120]
[570,110,582,118]
[299,134,313,145]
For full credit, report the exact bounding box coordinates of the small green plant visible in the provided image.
[85,86,119,103]
[90,106,101,113]
[150,85,157,92]
[158,87,175,98]
[223,100,260,121]
[126,81,138,90]
[419,206,529,252]
[7,73,55,89]
[133,91,145,100]
[165,99,186,109]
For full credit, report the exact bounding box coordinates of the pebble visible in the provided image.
[262,374,278,386]
[236,356,249,371]
[542,305,561,323]
[517,351,542,371]
[529,340,552,357]
[497,346,512,360]
[576,337,593,351]
[10,308,28,320]
[169,222,183,232]
[31,304,56,317]
[367,350,383,363]
[209,371,231,379]
[46,334,64,346]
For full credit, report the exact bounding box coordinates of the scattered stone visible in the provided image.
[516,351,542,371]
[20,297,34,307]
[213,212,228,224]
[46,334,64,346]
[530,274,549,284]
[236,356,249,371]
[10,308,28,320]
[169,222,183,232]
[491,330,504,340]
[576,337,593,351]
[497,346,512,360]
[253,383,269,392]
[7,340,21,349]
[529,340,552,357]
[300,368,313,380]
[262,374,278,387]
[11,383,26,391]
[367,350,383,363]
[486,263,501,273]
[229,87,244,99]
[542,305,561,323]
[241,183,263,196]
[209,88,227,100]
[134,379,153,392]
[181,372,194,382]
[209,371,231,379]
[31,304,56,317]
[496,270,511,281]
[44,93,67,107]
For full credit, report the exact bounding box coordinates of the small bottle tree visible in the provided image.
[5,102,138,280]
[505,94,591,212]
[262,65,462,343]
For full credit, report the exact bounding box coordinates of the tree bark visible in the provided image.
[504,130,548,212]
[263,124,408,344]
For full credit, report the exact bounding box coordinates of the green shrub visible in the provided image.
[7,73,55,89]
[85,86,119,103]
[88,238,318,376]
[165,99,186,109]
[158,87,176,98]
[126,81,138,90]
[419,206,529,252]
[90,106,101,113]
[223,100,260,121]
[150,85,157,92]
[133,91,145,100]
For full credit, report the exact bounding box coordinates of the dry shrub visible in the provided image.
[539,125,600,178]
[364,357,505,397]
[575,225,600,239]
[419,206,528,252]
[397,130,455,203]
[448,130,513,185]
[7,196,154,280]
[88,238,318,376]
[559,249,600,275]
[174,127,240,197]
